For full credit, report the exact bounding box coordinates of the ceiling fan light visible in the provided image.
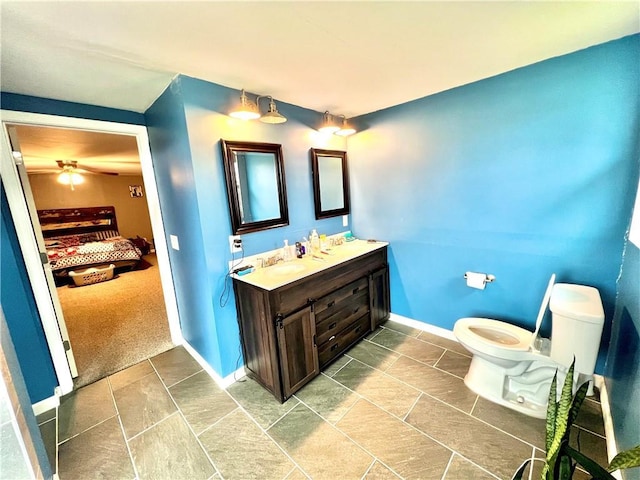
[57,170,84,189]
[229,89,261,120]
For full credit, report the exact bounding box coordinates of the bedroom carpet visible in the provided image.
[56,254,175,389]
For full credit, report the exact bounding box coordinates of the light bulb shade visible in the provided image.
[229,89,260,120]
[318,111,340,134]
[57,170,84,186]
[259,99,287,124]
[336,117,356,136]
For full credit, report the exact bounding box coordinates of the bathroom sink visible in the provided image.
[268,263,307,276]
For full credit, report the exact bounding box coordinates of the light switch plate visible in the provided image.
[170,235,180,251]
[342,215,349,227]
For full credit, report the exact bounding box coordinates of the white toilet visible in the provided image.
[453,274,605,418]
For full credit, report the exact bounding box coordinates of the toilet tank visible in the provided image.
[549,283,605,376]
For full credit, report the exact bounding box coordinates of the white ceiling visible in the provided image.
[2,1,638,174]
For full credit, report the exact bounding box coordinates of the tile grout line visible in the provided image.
[340,342,548,463]
[349,341,548,452]
[439,451,456,480]
[284,394,400,478]
[147,360,222,479]
[212,373,313,478]
[226,399,313,479]
[195,406,242,439]
[57,413,120,446]
[358,459,377,480]
[469,394,480,415]
[106,375,140,480]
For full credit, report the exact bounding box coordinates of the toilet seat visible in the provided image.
[454,317,537,361]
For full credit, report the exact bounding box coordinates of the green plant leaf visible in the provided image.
[567,381,589,431]
[609,444,640,472]
[546,361,576,468]
[558,453,573,480]
[565,444,616,479]
[546,370,559,452]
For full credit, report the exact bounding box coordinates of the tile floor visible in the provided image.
[36,321,608,480]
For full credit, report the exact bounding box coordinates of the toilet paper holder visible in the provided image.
[463,272,496,284]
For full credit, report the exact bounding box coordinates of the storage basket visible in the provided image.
[69,264,115,286]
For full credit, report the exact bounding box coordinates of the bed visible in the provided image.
[38,206,143,279]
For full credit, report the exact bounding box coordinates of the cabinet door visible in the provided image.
[276,306,319,399]
[370,266,390,329]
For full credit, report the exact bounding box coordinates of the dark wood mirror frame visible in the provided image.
[310,148,351,219]
[221,140,289,235]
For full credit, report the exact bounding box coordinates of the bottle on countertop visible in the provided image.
[310,229,320,255]
[320,234,327,251]
[283,239,292,262]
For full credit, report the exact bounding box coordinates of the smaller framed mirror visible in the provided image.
[310,148,350,219]
[221,140,289,234]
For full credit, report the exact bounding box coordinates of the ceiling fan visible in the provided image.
[55,160,118,191]
[56,160,119,176]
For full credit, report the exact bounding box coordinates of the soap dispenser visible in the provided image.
[310,229,320,255]
[283,239,292,262]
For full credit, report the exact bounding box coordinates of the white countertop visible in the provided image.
[232,239,388,291]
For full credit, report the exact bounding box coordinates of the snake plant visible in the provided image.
[512,359,640,480]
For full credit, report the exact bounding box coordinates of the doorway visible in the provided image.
[1,110,182,397]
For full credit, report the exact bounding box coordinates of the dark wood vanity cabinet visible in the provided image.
[233,246,390,402]
[275,306,319,399]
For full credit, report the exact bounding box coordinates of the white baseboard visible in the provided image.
[32,389,60,417]
[595,375,622,480]
[388,313,458,341]
[181,341,246,389]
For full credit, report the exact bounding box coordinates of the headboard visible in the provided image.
[37,206,120,239]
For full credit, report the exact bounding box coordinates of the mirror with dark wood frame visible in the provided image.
[310,148,350,219]
[221,140,289,234]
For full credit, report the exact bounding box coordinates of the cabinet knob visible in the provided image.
[329,322,337,330]
[327,300,335,308]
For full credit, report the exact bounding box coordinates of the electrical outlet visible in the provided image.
[229,235,242,253]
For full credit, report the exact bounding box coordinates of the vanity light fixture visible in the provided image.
[257,96,287,124]
[229,89,287,123]
[335,115,356,136]
[318,111,341,134]
[229,89,261,120]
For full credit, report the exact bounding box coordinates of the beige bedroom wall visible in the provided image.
[28,174,154,242]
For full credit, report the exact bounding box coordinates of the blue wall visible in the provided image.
[605,239,640,479]
[349,35,640,372]
[145,76,348,377]
[1,185,58,402]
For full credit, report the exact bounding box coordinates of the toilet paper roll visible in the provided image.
[466,272,486,290]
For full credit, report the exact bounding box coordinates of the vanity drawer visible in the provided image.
[315,277,368,316]
[318,314,370,368]
[315,290,369,345]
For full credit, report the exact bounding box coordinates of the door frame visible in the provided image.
[0,110,183,396]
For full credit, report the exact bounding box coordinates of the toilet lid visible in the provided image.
[529,273,556,350]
